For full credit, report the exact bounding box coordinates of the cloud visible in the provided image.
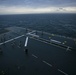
[0,5,76,14]
[0,6,52,14]
[0,0,76,7]
[0,0,76,14]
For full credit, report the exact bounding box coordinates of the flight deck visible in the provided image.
[0,27,76,75]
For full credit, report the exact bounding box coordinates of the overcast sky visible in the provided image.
[0,0,76,14]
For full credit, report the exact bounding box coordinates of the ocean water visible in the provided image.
[0,14,76,38]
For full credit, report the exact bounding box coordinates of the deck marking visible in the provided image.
[37,30,74,40]
[29,37,68,51]
[0,35,24,45]
[31,53,69,75]
[24,37,28,47]
[58,69,68,75]
[32,54,38,58]
[18,46,21,48]
[43,60,52,67]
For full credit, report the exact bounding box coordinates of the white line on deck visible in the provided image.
[32,54,38,58]
[0,35,24,45]
[58,69,68,75]
[24,37,28,47]
[42,60,52,67]
[31,53,68,75]
[29,37,67,50]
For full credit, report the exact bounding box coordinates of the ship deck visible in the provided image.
[0,27,76,75]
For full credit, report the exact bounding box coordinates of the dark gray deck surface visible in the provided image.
[0,27,76,75]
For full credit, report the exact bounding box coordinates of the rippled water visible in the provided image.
[0,14,76,38]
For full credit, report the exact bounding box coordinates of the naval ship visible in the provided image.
[0,26,76,75]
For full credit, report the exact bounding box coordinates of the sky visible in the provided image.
[0,0,76,14]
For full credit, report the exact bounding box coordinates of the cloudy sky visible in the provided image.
[0,0,76,14]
